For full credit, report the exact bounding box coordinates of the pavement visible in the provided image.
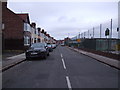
[1,53,26,71]
[2,46,119,88]
[68,46,120,69]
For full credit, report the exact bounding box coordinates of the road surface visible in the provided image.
[2,46,119,88]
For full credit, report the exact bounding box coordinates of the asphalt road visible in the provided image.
[2,46,119,88]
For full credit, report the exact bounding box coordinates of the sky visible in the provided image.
[8,0,119,40]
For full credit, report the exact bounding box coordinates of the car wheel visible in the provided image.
[47,53,49,56]
[26,57,31,60]
[43,54,47,59]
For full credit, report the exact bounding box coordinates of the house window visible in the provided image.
[24,23,31,32]
[34,30,36,34]
[24,36,30,46]
[2,23,5,30]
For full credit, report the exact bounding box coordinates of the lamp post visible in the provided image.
[100,24,102,38]
[93,27,94,38]
[68,33,70,46]
[88,30,89,39]
[110,19,112,38]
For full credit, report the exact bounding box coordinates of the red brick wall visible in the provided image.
[2,7,24,39]
[2,4,25,50]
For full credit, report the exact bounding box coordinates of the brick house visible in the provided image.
[31,22,38,44]
[2,2,31,50]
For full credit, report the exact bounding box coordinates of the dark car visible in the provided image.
[47,43,53,52]
[25,43,49,60]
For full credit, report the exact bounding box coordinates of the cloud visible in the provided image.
[8,2,118,39]
[58,16,77,23]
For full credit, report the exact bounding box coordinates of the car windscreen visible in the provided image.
[31,43,44,48]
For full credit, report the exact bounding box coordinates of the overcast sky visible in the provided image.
[8,0,119,40]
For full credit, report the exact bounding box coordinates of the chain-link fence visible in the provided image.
[75,18,118,39]
[68,18,120,54]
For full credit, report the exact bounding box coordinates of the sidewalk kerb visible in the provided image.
[1,53,26,72]
[1,58,26,72]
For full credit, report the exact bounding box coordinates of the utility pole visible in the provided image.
[93,27,94,38]
[82,33,83,38]
[118,1,120,39]
[79,32,80,39]
[100,24,102,38]
[109,19,113,52]
[100,24,102,51]
[88,30,89,39]
[80,33,81,38]
[68,33,69,38]
[110,19,112,38]
[84,32,85,38]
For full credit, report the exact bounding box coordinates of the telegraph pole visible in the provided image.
[93,27,94,38]
[79,32,80,39]
[68,33,69,46]
[109,19,113,52]
[88,30,89,38]
[110,19,112,38]
[100,24,102,38]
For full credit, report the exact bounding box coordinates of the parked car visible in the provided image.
[25,43,49,60]
[61,43,65,46]
[47,43,53,52]
[52,43,57,49]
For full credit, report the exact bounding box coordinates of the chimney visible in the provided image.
[31,22,36,28]
[37,27,41,32]
[44,32,47,35]
[2,1,7,8]
[41,29,44,33]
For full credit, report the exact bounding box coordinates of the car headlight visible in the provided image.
[26,50,29,53]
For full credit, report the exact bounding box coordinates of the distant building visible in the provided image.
[31,22,38,44]
[37,27,41,43]
[2,2,31,50]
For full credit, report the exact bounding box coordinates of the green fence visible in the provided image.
[67,38,120,52]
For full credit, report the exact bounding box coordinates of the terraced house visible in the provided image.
[2,2,31,50]
[2,1,56,51]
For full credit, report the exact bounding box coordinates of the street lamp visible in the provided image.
[88,30,89,39]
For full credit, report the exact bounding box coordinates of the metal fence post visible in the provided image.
[100,24,102,38]
[93,27,94,38]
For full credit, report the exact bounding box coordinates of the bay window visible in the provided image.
[24,23,31,32]
[24,36,30,46]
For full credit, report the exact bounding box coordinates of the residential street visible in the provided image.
[2,46,119,88]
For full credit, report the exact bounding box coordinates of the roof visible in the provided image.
[17,13,30,24]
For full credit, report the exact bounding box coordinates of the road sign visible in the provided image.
[77,39,81,42]
[117,27,119,32]
[105,28,110,36]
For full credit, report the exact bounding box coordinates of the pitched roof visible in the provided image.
[17,13,30,24]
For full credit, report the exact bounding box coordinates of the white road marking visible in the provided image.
[61,53,63,58]
[66,76,72,90]
[62,58,66,69]
[60,53,72,89]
